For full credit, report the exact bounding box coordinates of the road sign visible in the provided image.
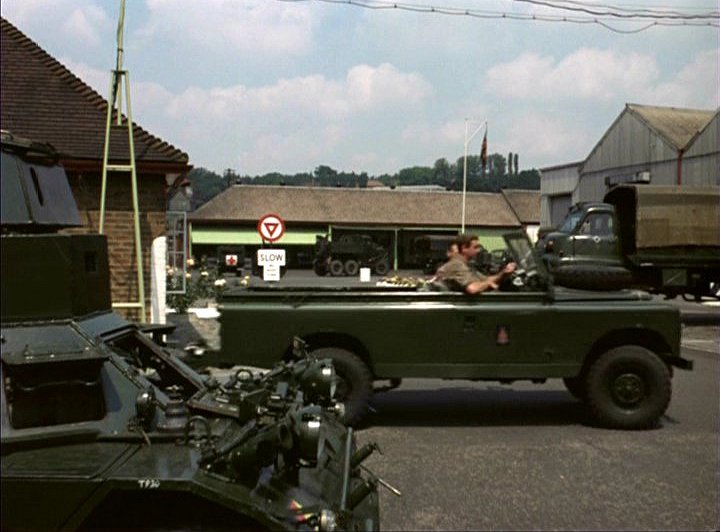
[257,249,285,282]
[257,249,286,266]
[257,214,285,242]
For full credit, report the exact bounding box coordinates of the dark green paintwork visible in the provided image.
[219,286,682,380]
[1,133,381,531]
[539,186,720,297]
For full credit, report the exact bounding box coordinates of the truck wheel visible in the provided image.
[344,259,360,276]
[374,260,389,276]
[585,346,671,429]
[329,260,345,277]
[562,377,586,401]
[310,347,372,426]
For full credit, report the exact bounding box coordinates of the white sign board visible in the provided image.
[263,264,281,282]
[257,249,286,266]
[257,249,286,282]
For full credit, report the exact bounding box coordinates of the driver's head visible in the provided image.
[457,233,481,260]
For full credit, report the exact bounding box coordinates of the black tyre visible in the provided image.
[553,265,633,291]
[313,261,328,276]
[374,259,389,276]
[310,347,372,426]
[585,346,671,429]
[344,259,360,276]
[329,259,345,276]
[562,376,586,401]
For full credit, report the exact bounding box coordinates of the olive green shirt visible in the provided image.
[440,256,487,292]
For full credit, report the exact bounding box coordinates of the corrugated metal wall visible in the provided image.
[578,109,719,202]
[682,113,719,185]
[539,164,579,226]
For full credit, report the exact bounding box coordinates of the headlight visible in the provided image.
[292,406,325,465]
[300,360,336,403]
[545,239,554,252]
[319,509,338,532]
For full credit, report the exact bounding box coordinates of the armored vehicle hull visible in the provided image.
[1,132,382,530]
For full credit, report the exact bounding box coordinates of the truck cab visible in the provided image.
[540,203,623,271]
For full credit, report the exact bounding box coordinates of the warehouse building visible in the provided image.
[540,104,719,227]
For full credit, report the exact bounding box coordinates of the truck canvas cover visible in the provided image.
[605,185,720,250]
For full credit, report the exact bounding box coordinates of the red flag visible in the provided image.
[480,128,488,174]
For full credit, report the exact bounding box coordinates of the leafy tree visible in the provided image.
[397,166,433,186]
[187,167,230,208]
[432,158,451,186]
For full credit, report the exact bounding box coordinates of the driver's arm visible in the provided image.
[465,262,516,294]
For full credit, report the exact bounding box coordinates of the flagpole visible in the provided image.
[461,119,487,233]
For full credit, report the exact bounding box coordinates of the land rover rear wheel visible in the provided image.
[585,346,670,430]
[310,347,372,426]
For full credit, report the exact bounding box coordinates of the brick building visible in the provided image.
[1,18,191,321]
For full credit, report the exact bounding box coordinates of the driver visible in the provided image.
[442,233,516,294]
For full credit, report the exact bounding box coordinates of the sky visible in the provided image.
[2,0,718,176]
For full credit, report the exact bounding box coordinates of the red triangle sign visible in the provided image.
[263,222,278,237]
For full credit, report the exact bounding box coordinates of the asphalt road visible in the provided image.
[354,340,718,531]
[176,269,719,531]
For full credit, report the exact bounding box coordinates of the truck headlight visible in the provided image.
[545,239,554,253]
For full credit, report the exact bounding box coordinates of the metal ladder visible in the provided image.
[99,0,146,322]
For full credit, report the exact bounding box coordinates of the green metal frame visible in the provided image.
[98,0,146,322]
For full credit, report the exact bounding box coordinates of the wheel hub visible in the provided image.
[611,373,645,406]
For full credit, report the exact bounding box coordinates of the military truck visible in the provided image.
[216,232,692,430]
[314,234,390,276]
[539,185,720,300]
[0,132,382,530]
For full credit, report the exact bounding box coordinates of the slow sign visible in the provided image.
[257,249,286,282]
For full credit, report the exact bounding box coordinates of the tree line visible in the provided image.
[186,152,540,208]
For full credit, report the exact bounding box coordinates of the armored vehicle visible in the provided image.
[0,132,382,530]
[314,234,390,276]
[217,232,692,430]
[539,185,720,300]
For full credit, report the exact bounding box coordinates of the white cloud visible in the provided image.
[485,49,658,101]
[501,112,593,163]
[643,49,720,109]
[2,1,110,48]
[142,0,317,55]
[61,5,107,46]
[166,63,431,123]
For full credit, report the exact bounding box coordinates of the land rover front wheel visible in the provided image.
[585,346,670,430]
[309,347,372,426]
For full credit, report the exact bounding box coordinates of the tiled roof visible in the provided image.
[0,18,189,167]
[627,104,716,151]
[189,185,522,227]
[500,189,540,224]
